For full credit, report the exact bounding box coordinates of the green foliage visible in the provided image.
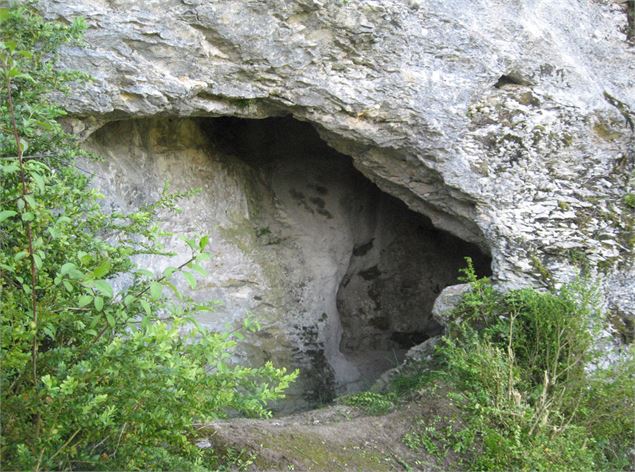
[403,415,474,461]
[404,259,634,471]
[337,391,395,415]
[0,4,296,470]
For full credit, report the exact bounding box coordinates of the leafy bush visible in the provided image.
[404,259,634,471]
[0,5,296,470]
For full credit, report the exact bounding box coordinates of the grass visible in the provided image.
[341,259,634,471]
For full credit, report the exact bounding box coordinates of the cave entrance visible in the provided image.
[205,116,492,398]
[335,191,492,391]
[86,115,491,409]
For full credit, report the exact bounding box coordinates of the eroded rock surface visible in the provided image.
[41,0,634,408]
[84,117,490,409]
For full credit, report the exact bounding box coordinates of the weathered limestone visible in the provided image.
[84,117,490,409]
[40,0,633,408]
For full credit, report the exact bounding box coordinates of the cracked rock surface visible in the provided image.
[41,0,634,408]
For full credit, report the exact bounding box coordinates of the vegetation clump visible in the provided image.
[0,5,295,470]
[337,391,396,416]
[400,259,634,471]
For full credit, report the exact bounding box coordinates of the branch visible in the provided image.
[5,67,40,424]
[47,428,81,464]
[76,255,197,359]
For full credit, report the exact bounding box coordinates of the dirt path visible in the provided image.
[201,402,442,471]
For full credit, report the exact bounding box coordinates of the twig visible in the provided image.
[47,428,81,464]
[88,434,110,454]
[507,310,516,402]
[113,422,128,457]
[5,65,40,434]
[0,154,66,160]
[34,448,45,472]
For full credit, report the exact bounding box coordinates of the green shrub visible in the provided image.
[0,5,296,470]
[337,391,396,415]
[404,259,634,471]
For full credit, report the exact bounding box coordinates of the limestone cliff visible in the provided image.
[42,0,634,410]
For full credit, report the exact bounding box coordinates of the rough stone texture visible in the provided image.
[40,0,634,406]
[84,116,489,409]
[431,283,473,328]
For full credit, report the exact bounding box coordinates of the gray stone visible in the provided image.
[431,283,473,328]
[82,117,489,410]
[38,0,634,409]
[371,336,442,393]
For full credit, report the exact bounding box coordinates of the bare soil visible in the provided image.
[200,388,460,472]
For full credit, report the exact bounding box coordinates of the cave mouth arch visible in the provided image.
[86,115,492,409]
[204,116,492,397]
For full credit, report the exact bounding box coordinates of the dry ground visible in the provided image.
[200,387,461,472]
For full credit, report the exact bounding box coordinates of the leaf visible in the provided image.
[14,250,28,261]
[21,212,34,222]
[60,262,77,276]
[31,173,45,194]
[63,280,74,292]
[68,269,84,280]
[197,252,211,262]
[33,253,42,269]
[0,8,10,23]
[199,235,209,251]
[78,295,92,307]
[140,299,151,316]
[94,296,104,312]
[106,313,115,328]
[79,253,91,265]
[183,271,197,290]
[164,281,180,298]
[184,237,198,251]
[42,324,56,338]
[17,72,35,83]
[92,260,111,279]
[93,280,113,298]
[0,210,17,223]
[35,119,53,131]
[41,374,53,390]
[137,268,154,278]
[190,263,208,277]
[150,281,162,299]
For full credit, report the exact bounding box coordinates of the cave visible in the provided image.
[86,115,492,408]
[204,116,492,394]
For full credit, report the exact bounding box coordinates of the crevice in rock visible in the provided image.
[494,72,532,88]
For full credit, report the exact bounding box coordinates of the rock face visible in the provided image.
[84,116,491,409]
[42,0,634,409]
